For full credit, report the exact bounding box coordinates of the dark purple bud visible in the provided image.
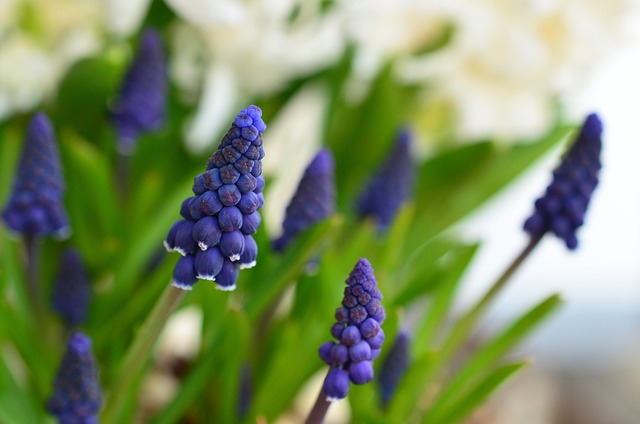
[173,220,196,256]
[241,125,259,141]
[360,318,380,339]
[349,305,368,324]
[218,184,241,206]
[323,368,350,401]
[180,197,193,219]
[232,137,251,154]
[330,343,349,364]
[47,332,101,422]
[331,323,345,339]
[192,216,222,251]
[220,230,245,261]
[195,247,224,280]
[241,212,261,235]
[172,255,198,290]
[164,220,181,252]
[51,248,92,328]
[237,173,257,193]
[215,259,239,291]
[203,168,223,190]
[222,146,242,164]
[218,206,243,232]
[237,192,259,215]
[199,190,223,215]
[206,150,227,169]
[238,235,257,269]
[244,145,261,160]
[2,112,70,237]
[349,340,372,363]
[255,175,265,193]
[367,328,385,350]
[523,113,602,249]
[319,342,334,365]
[250,161,262,177]
[234,112,253,128]
[341,326,362,346]
[335,307,349,323]
[193,173,207,195]
[379,332,410,406]
[189,196,204,220]
[349,360,374,385]
[234,156,254,175]
[220,164,241,184]
[111,29,167,155]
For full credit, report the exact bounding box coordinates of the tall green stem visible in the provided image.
[102,283,185,422]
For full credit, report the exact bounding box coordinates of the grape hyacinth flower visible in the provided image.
[52,248,92,328]
[524,113,603,249]
[273,149,335,252]
[378,331,410,407]
[111,28,168,155]
[318,258,386,401]
[357,127,415,230]
[165,105,266,291]
[1,112,69,238]
[47,332,102,423]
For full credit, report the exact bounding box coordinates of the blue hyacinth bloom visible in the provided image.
[2,112,70,238]
[273,149,336,252]
[378,331,410,406]
[165,106,266,291]
[319,258,386,401]
[111,28,167,155]
[52,248,92,328]
[357,128,415,230]
[524,113,603,249]
[47,332,101,423]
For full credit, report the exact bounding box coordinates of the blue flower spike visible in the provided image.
[165,106,266,291]
[357,127,415,230]
[47,332,102,424]
[273,149,336,252]
[111,28,168,155]
[2,112,70,238]
[378,331,410,407]
[320,258,386,401]
[52,248,92,328]
[524,113,603,249]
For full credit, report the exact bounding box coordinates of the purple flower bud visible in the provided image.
[331,323,345,339]
[195,247,224,280]
[255,175,265,193]
[360,318,380,339]
[180,197,194,219]
[241,212,261,235]
[51,248,92,328]
[167,106,265,290]
[47,332,101,422]
[349,360,374,385]
[319,342,334,365]
[378,332,410,406]
[357,128,415,230]
[323,368,350,401]
[330,343,349,365]
[111,28,168,155]
[218,206,243,232]
[215,259,239,291]
[367,328,385,350]
[349,341,372,363]
[2,112,70,238]
[172,255,197,290]
[524,113,603,250]
[238,235,257,269]
[341,326,362,346]
[220,230,245,261]
[192,216,222,250]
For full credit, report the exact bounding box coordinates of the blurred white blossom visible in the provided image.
[164,0,344,152]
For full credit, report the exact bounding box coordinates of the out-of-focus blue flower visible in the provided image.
[273,149,335,252]
[52,248,92,328]
[378,331,410,407]
[47,332,101,424]
[319,258,386,401]
[111,28,168,155]
[524,113,602,249]
[357,128,415,230]
[165,105,266,291]
[1,112,69,238]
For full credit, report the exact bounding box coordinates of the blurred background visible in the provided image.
[1,0,639,422]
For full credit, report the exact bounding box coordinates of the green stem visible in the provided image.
[305,378,331,424]
[101,283,186,422]
[24,235,43,322]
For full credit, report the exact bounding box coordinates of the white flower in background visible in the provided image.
[396,0,630,142]
[164,0,344,153]
[0,0,151,120]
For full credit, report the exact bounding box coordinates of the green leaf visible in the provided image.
[384,352,436,423]
[424,360,531,424]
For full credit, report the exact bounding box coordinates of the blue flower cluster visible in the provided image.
[1,113,69,238]
[378,331,410,407]
[273,149,335,252]
[47,332,101,424]
[524,113,602,249]
[165,106,266,291]
[111,28,167,155]
[52,248,92,328]
[319,258,386,401]
[357,128,415,230]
